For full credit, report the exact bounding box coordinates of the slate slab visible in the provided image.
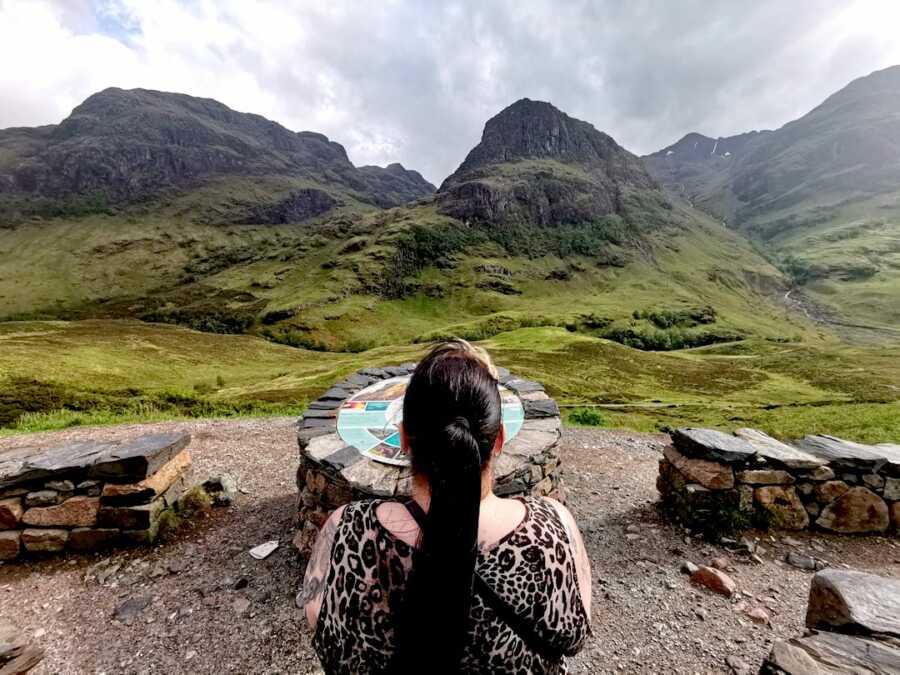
[319,387,352,401]
[307,398,344,411]
[795,435,887,471]
[503,378,544,394]
[88,433,190,482]
[763,632,900,674]
[523,398,560,419]
[807,569,900,637]
[734,428,825,469]
[671,428,756,463]
[0,433,190,489]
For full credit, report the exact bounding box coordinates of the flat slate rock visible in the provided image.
[319,387,352,401]
[762,631,900,675]
[807,569,900,638]
[307,398,343,411]
[734,428,825,469]
[523,398,560,419]
[503,378,544,394]
[795,435,888,470]
[358,367,390,379]
[671,428,756,463]
[0,433,190,489]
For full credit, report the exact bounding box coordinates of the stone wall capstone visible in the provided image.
[657,427,900,535]
[0,433,196,560]
[295,365,563,552]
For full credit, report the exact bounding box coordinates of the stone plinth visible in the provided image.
[657,427,899,536]
[0,433,196,560]
[295,365,563,552]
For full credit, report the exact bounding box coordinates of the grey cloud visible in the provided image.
[8,0,900,184]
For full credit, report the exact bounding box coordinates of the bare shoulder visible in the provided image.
[299,504,347,629]
[540,496,579,530]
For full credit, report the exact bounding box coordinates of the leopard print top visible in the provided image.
[312,496,590,674]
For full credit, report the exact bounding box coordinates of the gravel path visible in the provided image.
[2,419,899,674]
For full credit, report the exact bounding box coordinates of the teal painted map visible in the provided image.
[336,376,525,466]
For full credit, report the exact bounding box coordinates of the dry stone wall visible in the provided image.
[295,365,563,552]
[657,427,900,535]
[0,433,194,560]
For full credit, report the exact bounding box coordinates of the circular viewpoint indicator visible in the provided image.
[336,375,525,466]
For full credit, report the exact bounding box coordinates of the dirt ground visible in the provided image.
[1,418,899,674]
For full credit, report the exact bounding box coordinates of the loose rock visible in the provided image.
[690,566,736,597]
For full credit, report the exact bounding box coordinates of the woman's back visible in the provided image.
[311,496,590,674]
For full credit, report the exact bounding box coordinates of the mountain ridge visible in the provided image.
[0,87,435,221]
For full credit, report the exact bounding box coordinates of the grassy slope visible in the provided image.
[1,320,896,443]
[750,189,900,334]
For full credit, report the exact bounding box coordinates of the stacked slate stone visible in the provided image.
[761,569,900,672]
[295,365,563,552]
[0,433,193,560]
[657,427,900,534]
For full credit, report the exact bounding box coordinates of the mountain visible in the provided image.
[644,65,900,228]
[0,93,801,354]
[0,88,435,222]
[437,98,657,226]
[644,66,900,335]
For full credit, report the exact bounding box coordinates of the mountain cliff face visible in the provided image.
[644,65,900,229]
[438,99,658,226]
[0,88,434,221]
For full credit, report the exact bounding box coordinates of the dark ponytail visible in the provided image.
[391,341,502,673]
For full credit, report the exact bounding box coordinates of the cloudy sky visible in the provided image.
[2,0,900,184]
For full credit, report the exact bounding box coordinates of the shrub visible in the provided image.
[568,408,605,426]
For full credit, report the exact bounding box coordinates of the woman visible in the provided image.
[300,340,592,674]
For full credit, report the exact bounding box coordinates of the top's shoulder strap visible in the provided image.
[402,498,562,662]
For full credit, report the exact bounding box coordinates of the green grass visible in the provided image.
[0,320,896,443]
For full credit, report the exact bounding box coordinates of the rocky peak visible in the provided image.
[442,98,650,188]
[437,99,658,226]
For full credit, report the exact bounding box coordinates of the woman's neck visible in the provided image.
[411,471,497,511]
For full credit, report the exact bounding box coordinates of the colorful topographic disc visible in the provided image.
[336,375,525,466]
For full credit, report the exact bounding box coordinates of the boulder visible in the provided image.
[690,566,736,597]
[21,496,100,527]
[663,446,734,490]
[762,632,900,674]
[807,569,900,637]
[671,428,756,463]
[755,486,809,530]
[816,487,889,533]
[21,528,68,552]
[735,469,794,485]
[891,501,900,529]
[814,481,849,504]
[0,498,23,529]
[0,531,20,560]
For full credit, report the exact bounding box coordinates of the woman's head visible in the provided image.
[391,340,504,673]
[401,339,503,481]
